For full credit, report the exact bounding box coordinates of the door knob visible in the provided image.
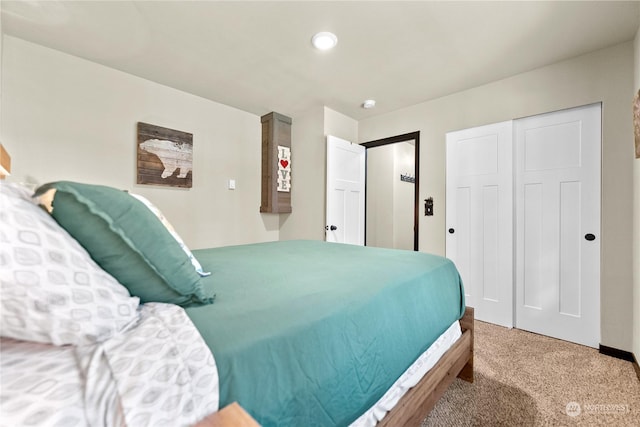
[325,225,338,231]
[585,233,596,241]
[448,228,455,234]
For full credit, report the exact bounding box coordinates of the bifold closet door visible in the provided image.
[446,121,513,328]
[514,104,601,348]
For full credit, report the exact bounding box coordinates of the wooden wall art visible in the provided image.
[260,112,292,213]
[634,89,640,159]
[137,122,193,188]
[277,145,291,192]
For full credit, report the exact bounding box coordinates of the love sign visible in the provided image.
[277,146,291,192]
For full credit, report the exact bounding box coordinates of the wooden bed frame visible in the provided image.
[378,306,475,426]
[199,307,474,427]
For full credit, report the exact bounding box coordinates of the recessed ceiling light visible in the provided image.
[362,99,376,109]
[311,32,338,50]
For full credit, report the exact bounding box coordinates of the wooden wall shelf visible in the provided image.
[260,112,292,213]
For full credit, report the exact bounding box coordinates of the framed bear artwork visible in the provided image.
[137,122,193,188]
[634,89,640,159]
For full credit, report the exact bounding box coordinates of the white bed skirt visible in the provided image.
[350,320,462,427]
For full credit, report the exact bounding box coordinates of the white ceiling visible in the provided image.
[2,1,639,120]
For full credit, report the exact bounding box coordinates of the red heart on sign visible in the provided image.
[280,160,289,168]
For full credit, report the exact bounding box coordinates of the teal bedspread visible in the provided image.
[186,240,465,426]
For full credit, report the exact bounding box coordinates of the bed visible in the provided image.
[0,180,473,426]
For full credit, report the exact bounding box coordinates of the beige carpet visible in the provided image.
[422,321,640,426]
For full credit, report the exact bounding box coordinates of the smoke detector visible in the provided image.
[362,100,376,109]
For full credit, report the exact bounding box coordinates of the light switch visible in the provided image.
[228,179,236,190]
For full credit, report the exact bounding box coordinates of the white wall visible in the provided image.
[324,107,358,145]
[393,142,414,250]
[366,144,395,248]
[278,106,325,240]
[279,106,358,241]
[633,24,640,363]
[364,142,415,250]
[1,36,279,249]
[359,42,635,352]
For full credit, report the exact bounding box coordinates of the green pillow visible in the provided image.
[35,181,214,307]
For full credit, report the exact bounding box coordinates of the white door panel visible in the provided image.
[326,136,365,245]
[515,103,601,348]
[446,104,601,348]
[446,121,513,327]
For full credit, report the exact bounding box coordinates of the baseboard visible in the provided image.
[598,344,634,362]
[599,346,640,382]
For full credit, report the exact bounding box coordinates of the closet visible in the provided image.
[445,104,601,348]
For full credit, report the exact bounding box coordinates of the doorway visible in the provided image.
[362,132,420,251]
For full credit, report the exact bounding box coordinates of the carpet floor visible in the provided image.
[422,321,640,426]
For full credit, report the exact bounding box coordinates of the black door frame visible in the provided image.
[361,131,420,251]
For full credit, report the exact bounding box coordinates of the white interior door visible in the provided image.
[326,135,365,245]
[515,104,601,348]
[446,121,514,327]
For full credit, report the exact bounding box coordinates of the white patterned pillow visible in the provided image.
[0,182,140,346]
[129,193,211,277]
